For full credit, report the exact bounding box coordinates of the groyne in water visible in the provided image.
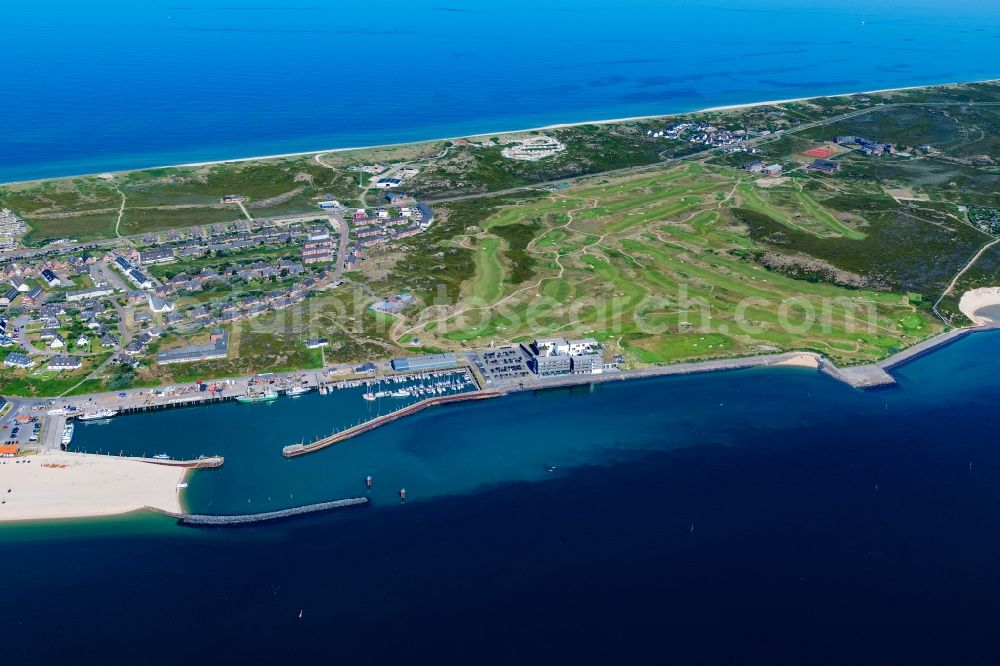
[283,391,506,457]
[179,497,368,526]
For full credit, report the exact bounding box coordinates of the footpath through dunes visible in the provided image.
[0,451,187,522]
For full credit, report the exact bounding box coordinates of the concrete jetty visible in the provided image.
[118,394,235,415]
[140,455,224,469]
[283,390,506,457]
[179,497,368,526]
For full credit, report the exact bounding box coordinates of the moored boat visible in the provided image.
[235,389,279,404]
[285,386,311,397]
[78,408,119,421]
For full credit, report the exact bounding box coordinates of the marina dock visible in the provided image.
[283,390,506,457]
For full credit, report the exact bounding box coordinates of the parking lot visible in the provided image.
[1,412,42,451]
[474,347,531,385]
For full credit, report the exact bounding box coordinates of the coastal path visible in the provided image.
[932,237,1000,323]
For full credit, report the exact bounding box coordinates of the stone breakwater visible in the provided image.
[283,391,506,457]
[178,497,369,526]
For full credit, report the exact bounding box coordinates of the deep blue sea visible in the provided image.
[4,331,1000,664]
[2,0,999,182]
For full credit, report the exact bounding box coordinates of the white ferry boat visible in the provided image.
[78,408,120,421]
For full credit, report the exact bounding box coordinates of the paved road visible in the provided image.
[328,211,350,280]
[13,315,52,357]
[93,260,129,292]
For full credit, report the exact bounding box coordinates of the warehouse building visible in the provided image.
[391,353,458,372]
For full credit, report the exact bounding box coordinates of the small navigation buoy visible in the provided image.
[399,488,406,502]
[366,475,373,490]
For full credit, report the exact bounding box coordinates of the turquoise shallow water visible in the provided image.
[5,331,1000,662]
[2,0,999,182]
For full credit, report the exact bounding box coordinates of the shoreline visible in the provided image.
[1,325,993,524]
[284,326,994,455]
[3,77,995,187]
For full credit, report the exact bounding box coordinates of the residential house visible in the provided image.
[47,355,82,371]
[23,285,43,306]
[4,352,34,368]
[40,269,60,286]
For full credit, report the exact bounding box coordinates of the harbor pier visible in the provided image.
[283,390,506,457]
[141,455,224,469]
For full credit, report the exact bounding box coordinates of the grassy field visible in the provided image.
[2,156,363,244]
[384,166,942,366]
[0,352,112,398]
[22,211,119,243]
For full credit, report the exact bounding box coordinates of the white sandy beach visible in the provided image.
[773,353,821,369]
[959,287,1000,325]
[7,78,994,187]
[0,451,185,522]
